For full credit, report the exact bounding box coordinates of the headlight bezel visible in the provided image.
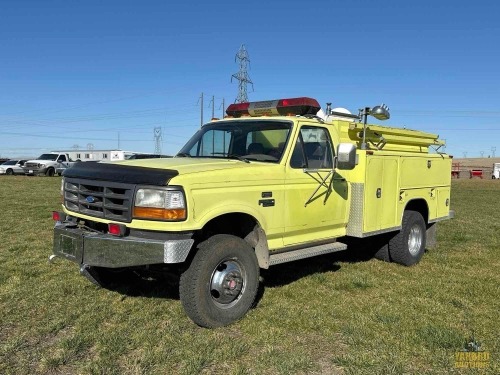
[133,185,187,222]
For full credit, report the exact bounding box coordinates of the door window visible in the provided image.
[290,126,334,169]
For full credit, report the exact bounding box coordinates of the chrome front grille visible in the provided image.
[25,162,40,168]
[64,178,134,222]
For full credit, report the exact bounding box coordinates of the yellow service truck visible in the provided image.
[51,97,454,327]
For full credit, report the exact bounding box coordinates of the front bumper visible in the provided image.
[53,222,194,268]
[24,167,47,175]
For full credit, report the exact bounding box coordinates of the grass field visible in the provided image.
[0,176,498,374]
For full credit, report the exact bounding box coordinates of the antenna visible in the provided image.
[154,127,162,155]
[231,44,253,103]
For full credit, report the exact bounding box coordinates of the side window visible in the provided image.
[58,155,66,162]
[290,126,334,169]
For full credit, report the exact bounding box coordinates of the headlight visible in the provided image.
[133,188,186,221]
[38,163,45,168]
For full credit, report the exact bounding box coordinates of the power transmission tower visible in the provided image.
[154,127,162,155]
[231,44,253,103]
[492,146,497,158]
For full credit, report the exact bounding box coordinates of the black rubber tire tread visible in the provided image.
[46,168,55,177]
[6,169,14,175]
[388,210,426,266]
[179,234,260,328]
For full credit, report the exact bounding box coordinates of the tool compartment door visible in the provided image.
[364,156,399,233]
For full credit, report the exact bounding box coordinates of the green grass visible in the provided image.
[0,176,498,374]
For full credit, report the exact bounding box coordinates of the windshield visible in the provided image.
[177,120,292,162]
[37,154,58,161]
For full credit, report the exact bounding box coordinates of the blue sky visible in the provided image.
[1,0,499,158]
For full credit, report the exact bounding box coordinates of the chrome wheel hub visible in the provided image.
[210,260,245,308]
[408,224,423,256]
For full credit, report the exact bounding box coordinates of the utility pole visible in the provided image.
[209,95,215,119]
[220,98,225,118]
[463,152,467,158]
[198,93,204,127]
[231,44,253,103]
[480,151,484,157]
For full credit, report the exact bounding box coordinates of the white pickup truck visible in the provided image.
[23,153,76,176]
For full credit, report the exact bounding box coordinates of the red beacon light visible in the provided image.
[226,97,320,118]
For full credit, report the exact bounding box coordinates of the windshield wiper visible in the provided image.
[228,154,250,163]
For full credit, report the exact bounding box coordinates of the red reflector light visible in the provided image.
[108,223,126,237]
[226,97,320,118]
[52,211,66,222]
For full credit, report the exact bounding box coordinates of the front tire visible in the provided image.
[388,210,426,266]
[46,168,55,177]
[6,169,14,175]
[179,234,259,328]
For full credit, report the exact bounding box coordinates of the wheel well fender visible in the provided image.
[196,213,270,269]
[403,199,429,224]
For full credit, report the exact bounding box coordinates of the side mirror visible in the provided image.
[336,143,357,170]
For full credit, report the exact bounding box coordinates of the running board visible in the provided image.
[269,241,347,266]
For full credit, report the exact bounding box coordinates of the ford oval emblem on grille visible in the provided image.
[86,196,96,203]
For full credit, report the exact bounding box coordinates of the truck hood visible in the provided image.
[62,157,276,186]
[114,157,263,175]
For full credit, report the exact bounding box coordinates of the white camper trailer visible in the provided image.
[493,163,500,179]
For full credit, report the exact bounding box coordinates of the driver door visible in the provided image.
[283,124,348,246]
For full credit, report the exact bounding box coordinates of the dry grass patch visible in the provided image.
[0,176,499,374]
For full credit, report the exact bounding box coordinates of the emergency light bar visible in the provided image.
[226,97,321,118]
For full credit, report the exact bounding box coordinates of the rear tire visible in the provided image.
[179,234,259,328]
[388,210,426,266]
[6,169,14,175]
